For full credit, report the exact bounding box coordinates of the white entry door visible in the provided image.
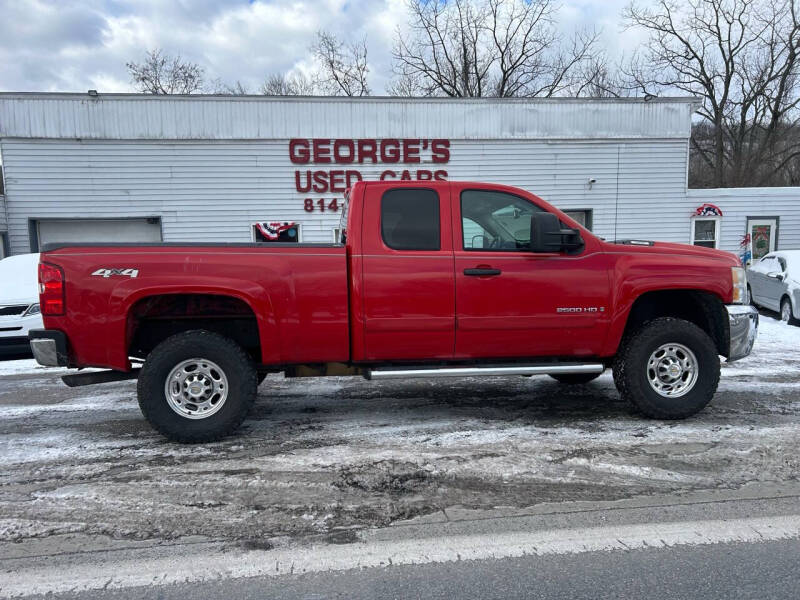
[747,218,778,264]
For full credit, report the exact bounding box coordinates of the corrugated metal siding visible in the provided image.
[688,188,800,252]
[0,95,697,140]
[1,138,690,253]
[0,195,7,233]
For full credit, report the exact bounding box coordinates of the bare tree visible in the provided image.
[624,0,800,188]
[126,49,205,94]
[572,54,628,98]
[311,31,371,96]
[391,0,599,98]
[209,79,249,95]
[260,72,318,95]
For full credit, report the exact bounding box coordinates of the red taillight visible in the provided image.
[38,262,65,316]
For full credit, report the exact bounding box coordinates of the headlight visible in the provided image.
[731,267,747,304]
[23,303,41,317]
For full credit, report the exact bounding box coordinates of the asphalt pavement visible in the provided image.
[36,537,800,600]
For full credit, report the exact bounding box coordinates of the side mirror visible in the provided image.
[530,212,584,253]
[470,234,488,249]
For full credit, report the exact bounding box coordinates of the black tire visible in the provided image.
[780,297,800,326]
[549,373,601,385]
[612,317,719,420]
[137,330,257,443]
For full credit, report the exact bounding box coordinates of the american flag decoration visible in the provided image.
[254,222,298,242]
[694,203,723,217]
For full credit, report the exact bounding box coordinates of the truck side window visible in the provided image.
[381,188,440,251]
[461,190,544,251]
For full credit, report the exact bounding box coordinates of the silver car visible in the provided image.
[747,250,800,324]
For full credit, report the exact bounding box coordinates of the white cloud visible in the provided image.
[0,0,640,94]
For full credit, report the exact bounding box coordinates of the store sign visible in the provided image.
[290,138,450,213]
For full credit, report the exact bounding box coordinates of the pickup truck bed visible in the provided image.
[40,243,349,371]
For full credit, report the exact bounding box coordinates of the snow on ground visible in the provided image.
[0,311,798,546]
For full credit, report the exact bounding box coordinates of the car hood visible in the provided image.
[605,240,740,265]
[0,253,40,305]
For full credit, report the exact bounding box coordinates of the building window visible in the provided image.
[563,209,592,231]
[691,217,720,249]
[381,188,440,251]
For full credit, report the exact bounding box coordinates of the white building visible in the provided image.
[0,92,797,261]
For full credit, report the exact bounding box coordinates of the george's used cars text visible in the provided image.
[29,181,758,442]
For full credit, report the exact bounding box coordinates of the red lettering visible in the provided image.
[434,170,448,180]
[400,169,412,180]
[380,139,401,163]
[403,139,421,163]
[416,170,433,180]
[380,170,396,180]
[358,140,377,164]
[333,139,355,163]
[346,170,362,187]
[312,139,331,163]
[289,139,310,164]
[312,171,328,192]
[295,170,312,192]
[431,139,450,163]
[329,170,346,193]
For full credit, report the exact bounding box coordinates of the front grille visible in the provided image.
[0,305,29,316]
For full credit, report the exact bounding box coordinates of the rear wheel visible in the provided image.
[137,330,257,443]
[549,373,601,385]
[612,317,719,419]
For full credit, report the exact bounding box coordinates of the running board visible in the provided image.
[364,363,604,380]
[62,368,140,387]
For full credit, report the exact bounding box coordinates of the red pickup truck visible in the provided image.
[30,181,758,442]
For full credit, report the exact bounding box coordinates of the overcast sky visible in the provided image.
[0,0,646,95]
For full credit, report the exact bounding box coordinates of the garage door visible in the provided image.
[36,218,162,249]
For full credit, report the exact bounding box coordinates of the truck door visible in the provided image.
[360,183,455,360]
[452,185,611,359]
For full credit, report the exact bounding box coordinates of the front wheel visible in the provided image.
[137,330,257,443]
[780,297,799,325]
[612,317,719,420]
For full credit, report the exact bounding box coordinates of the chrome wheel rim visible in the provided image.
[646,343,698,398]
[781,302,791,322]
[164,358,228,419]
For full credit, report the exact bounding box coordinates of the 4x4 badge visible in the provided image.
[91,268,139,278]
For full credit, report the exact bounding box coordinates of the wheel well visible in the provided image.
[127,294,261,361]
[623,290,728,356]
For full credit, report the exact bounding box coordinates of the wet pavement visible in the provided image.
[0,315,798,549]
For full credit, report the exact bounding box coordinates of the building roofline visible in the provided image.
[0,91,702,105]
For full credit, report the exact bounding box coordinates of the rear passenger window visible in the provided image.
[381,189,440,251]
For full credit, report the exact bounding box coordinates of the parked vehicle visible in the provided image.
[0,253,43,357]
[29,181,758,442]
[747,250,800,325]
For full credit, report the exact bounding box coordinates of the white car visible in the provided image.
[746,250,800,325]
[0,253,43,356]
